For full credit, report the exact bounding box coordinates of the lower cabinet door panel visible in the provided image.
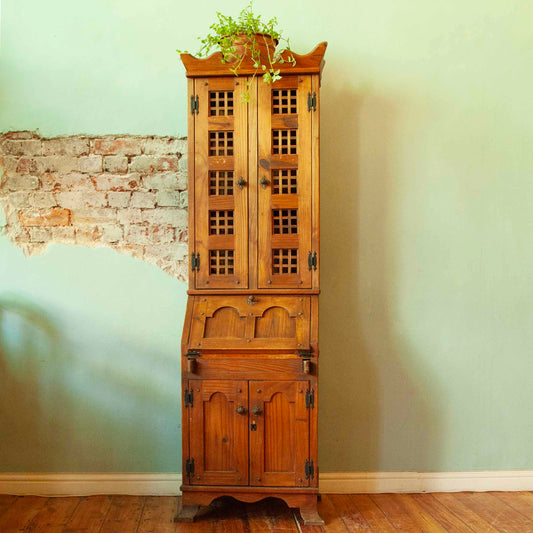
[249,381,310,487]
[188,380,249,486]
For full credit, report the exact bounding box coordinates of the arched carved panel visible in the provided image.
[204,392,235,472]
[254,306,296,339]
[264,392,295,472]
[204,307,246,338]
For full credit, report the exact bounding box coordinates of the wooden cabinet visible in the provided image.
[185,380,311,489]
[178,42,326,527]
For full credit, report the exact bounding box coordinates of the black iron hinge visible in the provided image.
[185,458,195,476]
[305,389,315,409]
[190,95,199,114]
[307,251,318,271]
[184,388,194,408]
[307,92,317,112]
[191,253,200,272]
[305,459,315,480]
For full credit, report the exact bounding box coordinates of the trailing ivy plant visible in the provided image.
[178,2,296,101]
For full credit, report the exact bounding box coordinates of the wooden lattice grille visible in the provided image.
[272,169,297,194]
[209,171,234,196]
[272,249,298,274]
[209,250,235,275]
[272,209,298,235]
[209,131,234,156]
[209,210,234,235]
[272,130,297,155]
[272,89,297,114]
[209,91,234,116]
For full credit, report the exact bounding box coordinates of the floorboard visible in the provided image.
[0,492,531,531]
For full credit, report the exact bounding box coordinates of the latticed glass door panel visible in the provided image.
[257,76,313,288]
[193,78,249,289]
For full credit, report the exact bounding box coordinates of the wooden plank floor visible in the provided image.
[0,493,533,532]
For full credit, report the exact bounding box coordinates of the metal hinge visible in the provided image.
[190,95,199,114]
[305,459,315,479]
[305,389,315,409]
[184,388,194,407]
[191,253,200,271]
[307,92,317,112]
[185,458,195,476]
[307,251,318,271]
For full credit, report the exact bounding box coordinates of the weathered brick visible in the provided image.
[29,227,52,242]
[129,155,179,173]
[56,191,107,209]
[107,192,131,208]
[79,155,103,174]
[142,137,187,155]
[0,156,20,173]
[1,140,42,156]
[70,208,117,224]
[117,208,142,224]
[5,191,31,208]
[94,173,141,191]
[3,131,36,140]
[126,224,175,245]
[6,175,40,191]
[75,225,103,244]
[16,157,39,174]
[101,224,123,243]
[30,192,57,208]
[144,242,188,261]
[142,172,186,190]
[52,226,76,243]
[156,190,181,207]
[104,155,128,173]
[43,137,90,156]
[180,191,188,208]
[131,191,156,208]
[114,244,145,260]
[19,208,70,227]
[94,138,142,155]
[141,208,187,227]
[38,156,79,173]
[41,172,95,191]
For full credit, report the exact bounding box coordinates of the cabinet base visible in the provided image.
[176,486,324,526]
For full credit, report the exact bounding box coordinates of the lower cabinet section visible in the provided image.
[185,379,312,489]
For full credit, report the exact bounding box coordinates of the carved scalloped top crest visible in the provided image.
[180,41,327,79]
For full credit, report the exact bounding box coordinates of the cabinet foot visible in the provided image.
[299,505,325,526]
[174,499,201,523]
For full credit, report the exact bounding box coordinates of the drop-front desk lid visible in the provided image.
[184,295,313,353]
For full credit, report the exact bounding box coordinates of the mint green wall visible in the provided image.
[2,0,533,472]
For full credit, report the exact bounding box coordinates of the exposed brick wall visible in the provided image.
[0,131,189,281]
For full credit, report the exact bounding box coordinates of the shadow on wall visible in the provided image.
[319,83,443,473]
[0,295,180,472]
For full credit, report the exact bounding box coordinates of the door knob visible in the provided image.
[235,405,248,415]
[252,406,263,416]
[247,295,257,305]
[259,176,270,189]
[237,177,247,189]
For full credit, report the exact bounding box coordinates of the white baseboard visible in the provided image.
[319,470,533,494]
[0,473,182,496]
[1,471,533,496]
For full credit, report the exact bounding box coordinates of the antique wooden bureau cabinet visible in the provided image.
[177,42,327,526]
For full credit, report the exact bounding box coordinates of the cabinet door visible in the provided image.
[188,380,249,485]
[257,76,313,288]
[194,78,249,289]
[249,381,310,487]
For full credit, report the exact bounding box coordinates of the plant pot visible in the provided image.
[225,32,278,63]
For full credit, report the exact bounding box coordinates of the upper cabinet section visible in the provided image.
[184,44,325,293]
